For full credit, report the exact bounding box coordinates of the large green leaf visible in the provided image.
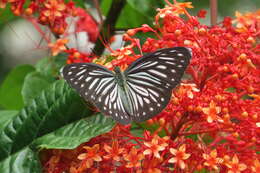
[116,3,152,28]
[35,55,67,78]
[0,65,35,110]
[21,72,54,105]
[21,55,67,105]
[126,0,165,18]
[100,0,153,29]
[33,113,115,149]
[0,110,18,131]
[0,147,41,173]
[0,80,92,162]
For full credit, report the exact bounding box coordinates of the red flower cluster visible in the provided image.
[0,0,98,39]
[41,1,259,172]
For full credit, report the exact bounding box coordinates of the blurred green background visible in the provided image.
[0,0,259,109]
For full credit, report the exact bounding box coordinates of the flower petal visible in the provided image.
[143,149,151,155]
[168,157,177,163]
[170,148,177,155]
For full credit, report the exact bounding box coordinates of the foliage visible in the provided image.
[0,0,259,173]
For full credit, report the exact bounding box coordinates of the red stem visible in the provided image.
[210,0,218,26]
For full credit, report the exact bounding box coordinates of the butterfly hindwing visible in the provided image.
[124,47,192,122]
[62,63,131,124]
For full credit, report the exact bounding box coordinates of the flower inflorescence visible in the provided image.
[6,0,258,172]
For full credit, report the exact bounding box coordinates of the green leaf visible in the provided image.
[100,0,153,29]
[35,54,67,78]
[0,5,17,29]
[126,0,165,18]
[33,113,115,149]
[0,65,35,110]
[100,0,113,15]
[0,80,93,162]
[116,3,152,28]
[21,55,67,105]
[0,147,41,173]
[21,72,54,105]
[0,110,18,131]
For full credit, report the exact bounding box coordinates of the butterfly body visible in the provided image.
[62,47,192,124]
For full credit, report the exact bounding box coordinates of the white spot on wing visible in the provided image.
[144,98,151,104]
[137,95,144,107]
[171,69,176,73]
[76,69,87,76]
[154,52,161,56]
[156,65,167,69]
[85,77,92,82]
[148,69,167,78]
[78,75,84,80]
[128,83,149,96]
[158,57,173,60]
[89,78,99,89]
[165,61,176,65]
[148,89,159,97]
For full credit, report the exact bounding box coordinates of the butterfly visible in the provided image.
[61,47,192,124]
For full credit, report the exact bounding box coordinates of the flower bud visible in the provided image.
[25,8,33,16]
[174,29,182,35]
[247,36,255,44]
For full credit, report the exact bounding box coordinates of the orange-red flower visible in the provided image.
[48,38,68,56]
[0,0,7,8]
[123,147,144,168]
[140,157,163,173]
[232,10,260,32]
[168,144,191,169]
[77,144,102,168]
[143,135,169,158]
[252,159,260,172]
[202,100,222,123]
[43,0,66,20]
[203,149,223,170]
[225,155,247,173]
[103,140,125,161]
[156,1,193,19]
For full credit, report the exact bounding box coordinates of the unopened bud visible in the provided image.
[175,29,182,35]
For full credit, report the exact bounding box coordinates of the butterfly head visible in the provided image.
[113,66,122,74]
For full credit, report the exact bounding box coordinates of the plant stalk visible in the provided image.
[93,0,126,56]
[210,0,218,26]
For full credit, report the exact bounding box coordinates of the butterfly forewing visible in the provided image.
[124,47,192,122]
[62,63,131,124]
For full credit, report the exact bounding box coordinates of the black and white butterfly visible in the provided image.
[61,47,192,124]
